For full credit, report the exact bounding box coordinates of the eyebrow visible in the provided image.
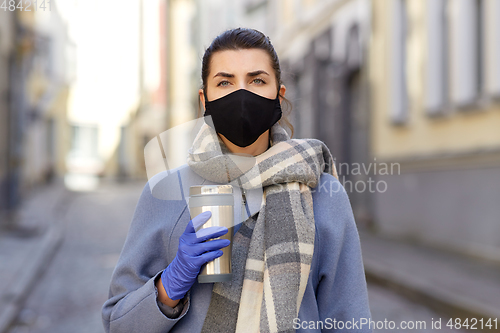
[213,70,270,78]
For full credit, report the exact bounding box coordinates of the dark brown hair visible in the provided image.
[198,27,294,138]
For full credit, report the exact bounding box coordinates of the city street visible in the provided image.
[368,284,466,333]
[8,180,146,333]
[7,180,465,333]
[1,1,498,332]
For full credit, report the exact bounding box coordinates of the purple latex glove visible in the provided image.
[161,211,230,300]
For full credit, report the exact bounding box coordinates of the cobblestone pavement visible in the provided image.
[6,179,472,333]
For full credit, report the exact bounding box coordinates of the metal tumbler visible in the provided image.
[189,185,234,283]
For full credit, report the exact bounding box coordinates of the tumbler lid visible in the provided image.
[189,184,233,196]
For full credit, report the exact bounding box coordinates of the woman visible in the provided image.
[102,27,372,332]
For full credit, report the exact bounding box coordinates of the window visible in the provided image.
[425,0,448,114]
[390,0,409,124]
[449,0,483,107]
[475,0,484,97]
[485,0,500,97]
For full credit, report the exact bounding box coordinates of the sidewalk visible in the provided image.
[0,178,72,333]
[360,231,500,328]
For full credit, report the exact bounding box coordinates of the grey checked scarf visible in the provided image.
[187,120,338,333]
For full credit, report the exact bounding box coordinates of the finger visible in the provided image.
[184,219,196,234]
[191,239,230,256]
[186,210,212,233]
[192,211,212,229]
[195,226,228,241]
[199,250,224,264]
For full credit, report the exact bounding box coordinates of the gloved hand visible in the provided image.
[161,211,230,300]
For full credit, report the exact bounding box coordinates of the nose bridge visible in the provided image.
[235,76,248,91]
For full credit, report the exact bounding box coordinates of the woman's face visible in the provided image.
[199,48,286,156]
[201,48,284,102]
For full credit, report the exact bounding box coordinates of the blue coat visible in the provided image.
[102,164,373,332]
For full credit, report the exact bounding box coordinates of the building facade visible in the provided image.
[0,6,73,226]
[0,10,17,225]
[370,0,500,260]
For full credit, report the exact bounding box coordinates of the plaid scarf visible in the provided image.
[187,120,338,333]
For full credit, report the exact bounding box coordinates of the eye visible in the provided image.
[253,78,265,85]
[217,80,230,87]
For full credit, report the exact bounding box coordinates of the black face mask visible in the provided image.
[203,89,282,147]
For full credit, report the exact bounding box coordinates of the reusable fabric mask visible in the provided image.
[203,89,282,147]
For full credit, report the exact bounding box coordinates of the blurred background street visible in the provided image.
[0,0,499,332]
